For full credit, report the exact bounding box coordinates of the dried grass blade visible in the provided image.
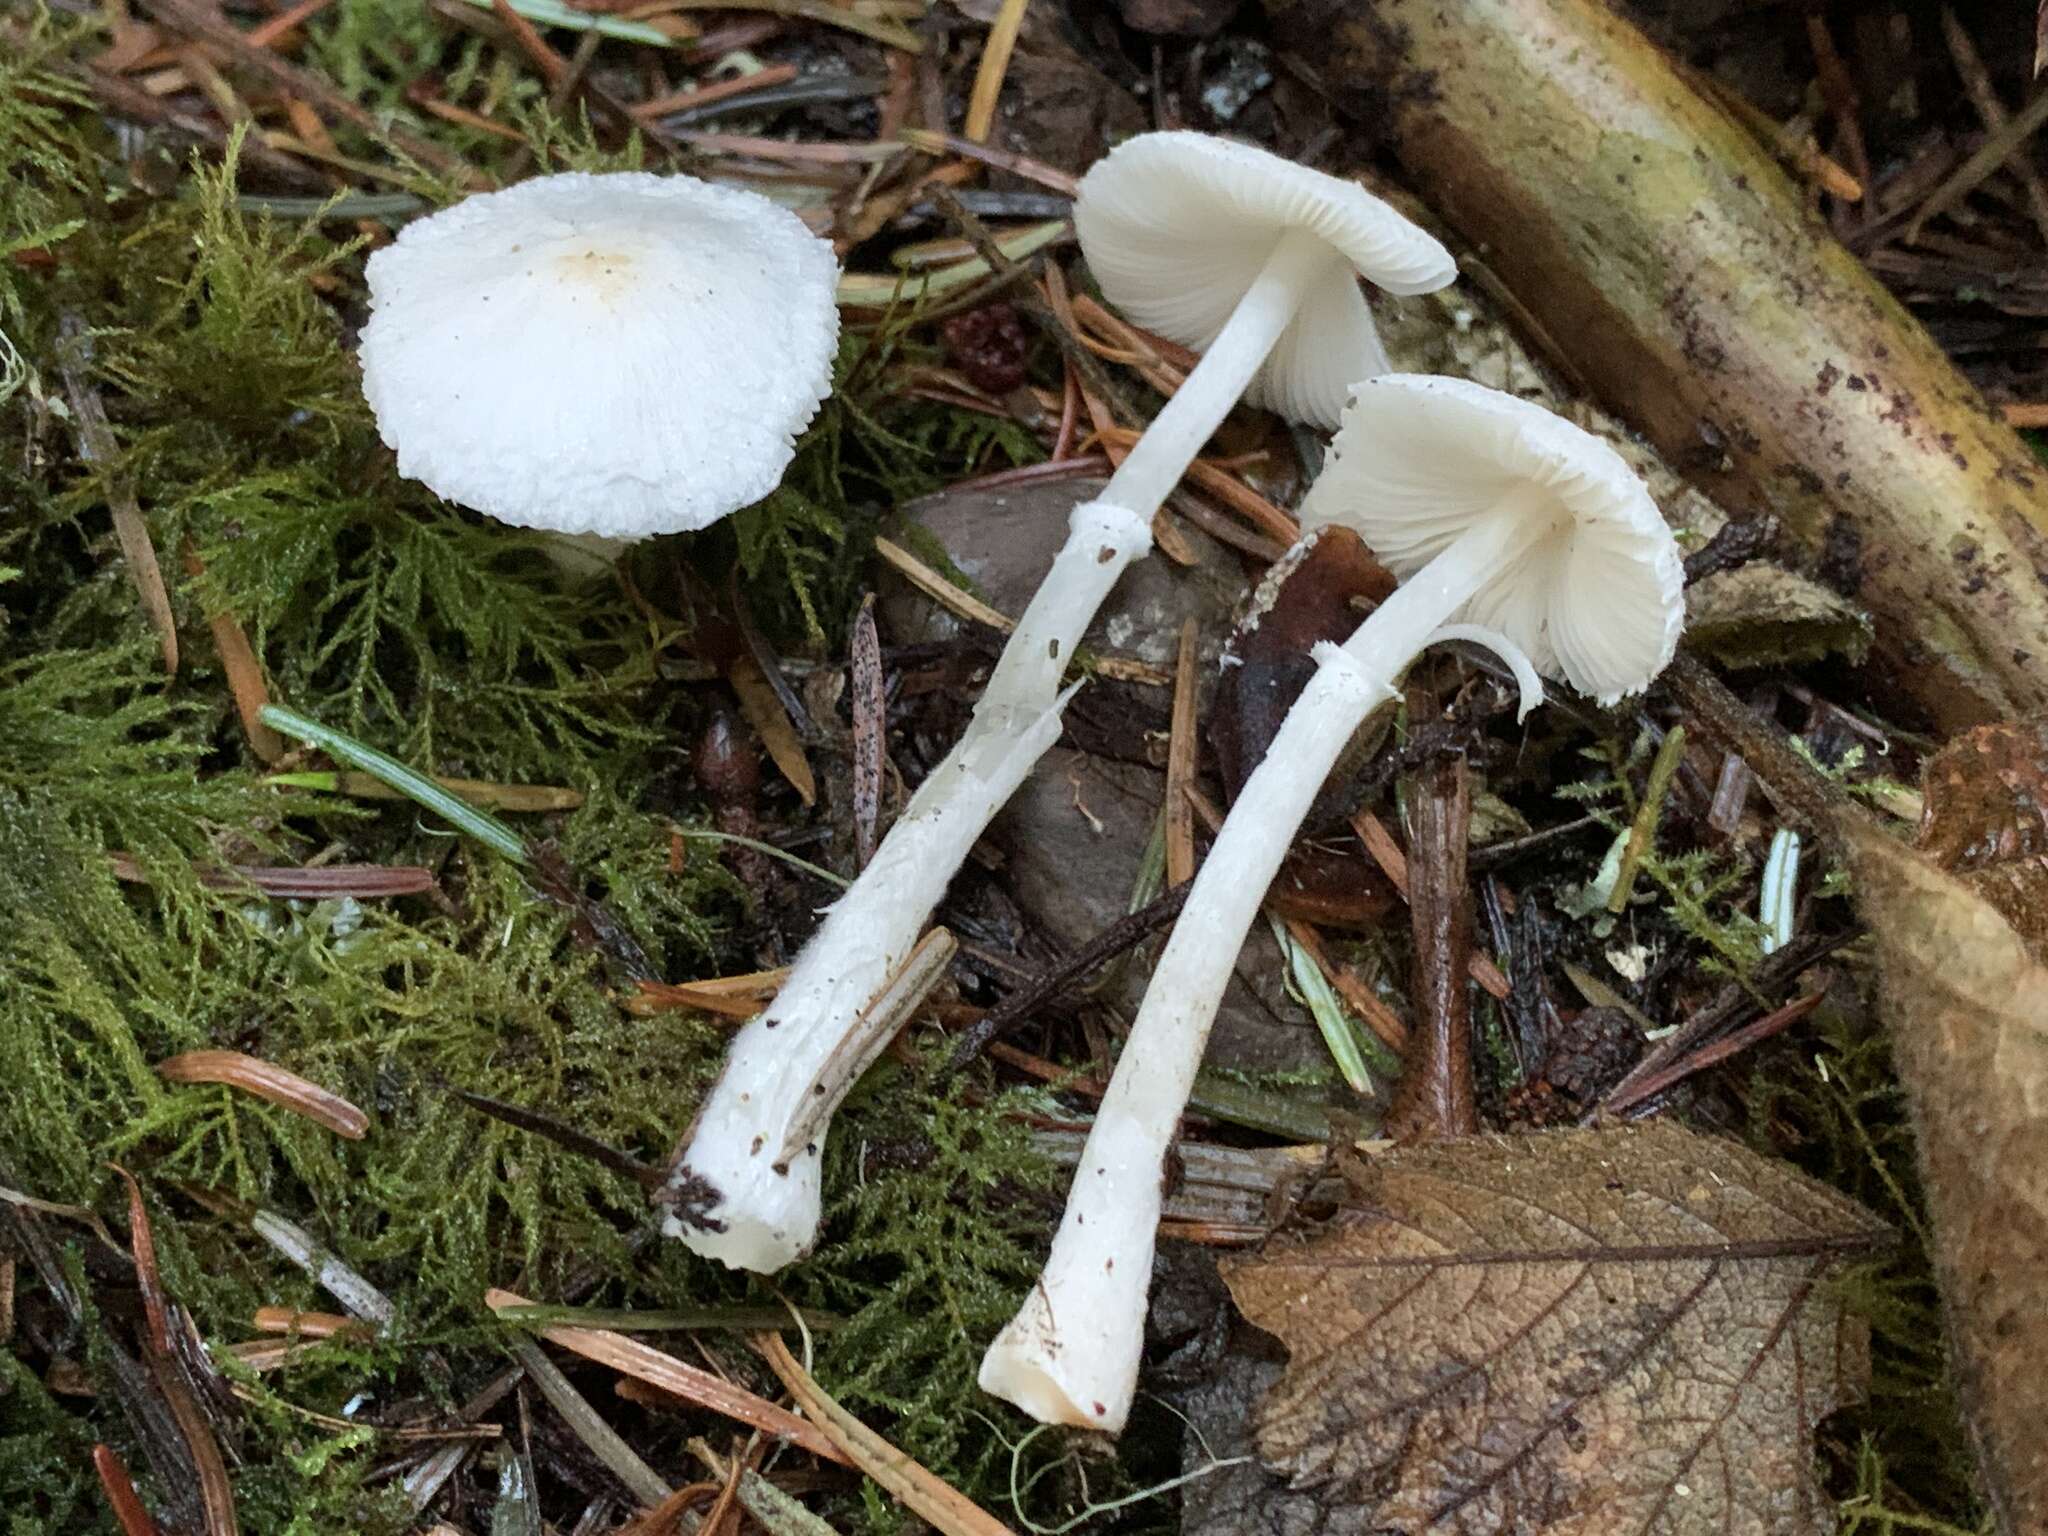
[247,1207,396,1330]
[873,537,1013,632]
[155,1051,369,1140]
[487,1288,850,1465]
[754,1332,1017,1536]
[963,0,1028,142]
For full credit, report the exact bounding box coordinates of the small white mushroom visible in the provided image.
[661,134,1453,1275]
[359,171,839,540]
[979,376,1686,1433]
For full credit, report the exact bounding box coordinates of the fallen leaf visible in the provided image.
[1211,527,1399,926]
[1914,716,2048,956]
[1220,1123,1887,1535]
[1849,825,2048,1533]
[1212,525,1394,812]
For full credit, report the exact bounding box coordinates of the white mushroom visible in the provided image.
[359,171,839,540]
[661,134,1454,1275]
[979,376,1686,1433]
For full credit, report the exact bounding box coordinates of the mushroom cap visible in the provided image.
[359,172,839,538]
[1073,131,1455,427]
[1299,375,1685,702]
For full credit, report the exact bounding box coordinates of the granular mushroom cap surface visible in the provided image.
[359,172,840,538]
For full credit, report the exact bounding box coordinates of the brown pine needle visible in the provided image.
[897,127,1078,194]
[633,60,798,119]
[182,545,283,763]
[754,1331,1019,1535]
[156,1051,369,1139]
[626,982,767,1019]
[251,1308,370,1338]
[93,1446,165,1536]
[487,1289,851,1465]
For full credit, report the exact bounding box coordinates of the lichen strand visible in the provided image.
[0,65,1058,1531]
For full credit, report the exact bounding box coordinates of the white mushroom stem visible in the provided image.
[661,680,1082,1272]
[976,227,1343,722]
[666,228,1360,1273]
[979,495,1558,1433]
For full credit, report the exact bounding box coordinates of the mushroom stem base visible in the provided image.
[662,500,1151,1273]
[980,508,1546,1432]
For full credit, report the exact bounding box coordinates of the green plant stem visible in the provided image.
[1608,724,1686,913]
[259,704,532,865]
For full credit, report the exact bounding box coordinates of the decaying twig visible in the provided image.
[942,882,1191,1076]
[1277,0,2048,729]
[1384,752,1477,1142]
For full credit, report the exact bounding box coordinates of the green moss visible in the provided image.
[0,44,1064,1527]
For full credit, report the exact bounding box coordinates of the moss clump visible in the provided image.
[0,36,1065,1528]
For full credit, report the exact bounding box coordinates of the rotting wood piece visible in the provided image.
[1269,0,2048,730]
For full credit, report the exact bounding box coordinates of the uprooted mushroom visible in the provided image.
[659,131,1456,1274]
[979,375,1688,1433]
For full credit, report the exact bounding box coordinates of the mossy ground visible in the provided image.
[0,7,1987,1534]
[0,14,1072,1530]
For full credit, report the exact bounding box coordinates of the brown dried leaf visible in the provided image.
[1915,716,2048,957]
[1219,1123,1887,1536]
[1849,825,2048,1533]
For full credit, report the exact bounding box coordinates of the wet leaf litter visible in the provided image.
[5,1,2047,1533]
